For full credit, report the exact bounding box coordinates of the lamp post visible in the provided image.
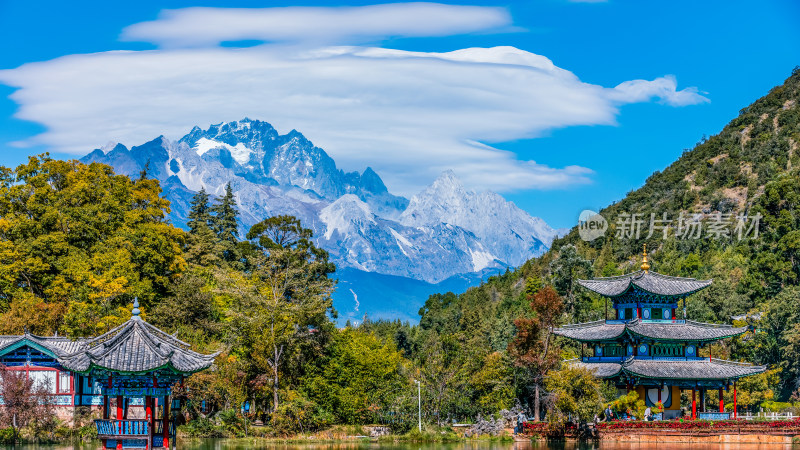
[415,380,421,431]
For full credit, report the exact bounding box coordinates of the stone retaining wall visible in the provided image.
[603,433,796,444]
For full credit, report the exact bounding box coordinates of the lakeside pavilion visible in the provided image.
[553,247,766,420]
[0,299,217,449]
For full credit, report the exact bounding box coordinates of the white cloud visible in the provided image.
[610,75,709,107]
[121,3,514,48]
[0,4,709,195]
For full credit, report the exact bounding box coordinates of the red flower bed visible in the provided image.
[594,417,800,432]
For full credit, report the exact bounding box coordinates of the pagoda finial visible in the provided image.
[132,297,141,319]
[641,244,650,273]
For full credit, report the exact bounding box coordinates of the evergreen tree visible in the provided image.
[187,188,212,234]
[211,183,240,262]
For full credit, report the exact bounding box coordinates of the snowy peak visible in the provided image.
[175,119,405,215]
[320,194,376,240]
[401,170,555,266]
[80,119,557,284]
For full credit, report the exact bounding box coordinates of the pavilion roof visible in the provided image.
[58,300,218,375]
[567,359,623,378]
[553,319,748,342]
[577,270,711,298]
[623,358,766,380]
[0,333,87,357]
[552,320,626,341]
[568,357,766,381]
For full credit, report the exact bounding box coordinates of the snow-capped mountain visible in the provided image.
[401,170,554,267]
[82,119,556,320]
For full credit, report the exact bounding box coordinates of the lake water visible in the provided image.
[3,441,795,450]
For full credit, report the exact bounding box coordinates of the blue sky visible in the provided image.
[1,0,798,228]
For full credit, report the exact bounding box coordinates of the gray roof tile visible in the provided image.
[567,357,765,380]
[623,358,766,380]
[568,359,623,377]
[578,271,711,297]
[0,334,88,357]
[553,319,747,342]
[552,321,625,341]
[627,320,747,341]
[58,317,218,375]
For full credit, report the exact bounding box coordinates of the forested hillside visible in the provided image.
[398,67,800,411]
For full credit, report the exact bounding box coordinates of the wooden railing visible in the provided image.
[94,419,149,438]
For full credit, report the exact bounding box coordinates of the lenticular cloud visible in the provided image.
[121,3,514,47]
[0,7,708,194]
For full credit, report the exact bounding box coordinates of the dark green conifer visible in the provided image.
[187,187,212,234]
[211,182,241,262]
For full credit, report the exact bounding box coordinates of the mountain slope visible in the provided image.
[82,118,557,321]
[401,170,551,267]
[414,68,800,396]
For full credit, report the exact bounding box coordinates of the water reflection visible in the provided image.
[3,441,794,450]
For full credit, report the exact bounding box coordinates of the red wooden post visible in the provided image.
[719,387,724,413]
[146,395,152,450]
[117,395,124,450]
[691,387,696,419]
[163,395,170,448]
[733,381,738,419]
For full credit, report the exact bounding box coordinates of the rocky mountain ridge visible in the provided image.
[82,118,558,320]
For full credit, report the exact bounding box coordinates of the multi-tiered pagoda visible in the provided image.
[553,247,765,420]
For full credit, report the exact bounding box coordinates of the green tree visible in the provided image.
[306,328,407,424]
[607,391,646,421]
[549,244,592,319]
[0,155,185,335]
[544,365,605,425]
[211,182,240,262]
[234,216,335,413]
[149,270,221,342]
[187,188,213,234]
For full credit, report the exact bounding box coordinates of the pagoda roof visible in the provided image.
[628,320,747,341]
[568,359,623,378]
[568,357,765,381]
[0,333,87,357]
[578,271,711,297]
[553,319,748,342]
[58,301,218,375]
[553,320,626,341]
[624,358,766,380]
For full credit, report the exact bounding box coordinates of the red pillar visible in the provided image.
[719,387,724,413]
[733,381,738,419]
[163,395,170,448]
[117,395,124,450]
[691,388,697,419]
[146,395,152,450]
